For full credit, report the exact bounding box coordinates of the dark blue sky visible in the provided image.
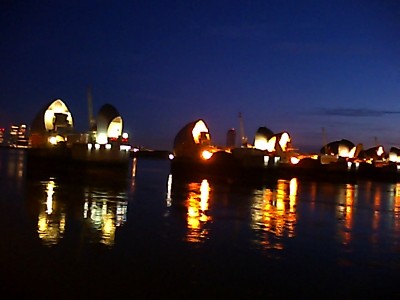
[1,0,400,151]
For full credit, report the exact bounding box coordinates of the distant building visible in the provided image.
[9,124,29,148]
[226,128,236,148]
[0,127,5,145]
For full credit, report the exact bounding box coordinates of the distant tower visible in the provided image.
[238,112,248,147]
[226,128,236,148]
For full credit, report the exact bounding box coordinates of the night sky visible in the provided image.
[1,1,400,152]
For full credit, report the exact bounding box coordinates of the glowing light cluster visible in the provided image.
[254,132,290,152]
[389,152,400,163]
[255,136,276,152]
[338,145,356,158]
[48,134,65,145]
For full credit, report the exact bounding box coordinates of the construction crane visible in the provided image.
[87,86,96,132]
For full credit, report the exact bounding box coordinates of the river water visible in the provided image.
[0,148,399,298]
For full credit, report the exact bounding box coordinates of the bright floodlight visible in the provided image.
[96,133,108,145]
[49,136,57,145]
[291,157,300,164]
[201,150,213,160]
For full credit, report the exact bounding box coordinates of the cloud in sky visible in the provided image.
[317,108,400,117]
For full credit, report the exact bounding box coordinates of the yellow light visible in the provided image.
[290,157,300,164]
[348,146,356,158]
[377,146,384,157]
[338,144,350,157]
[120,145,131,151]
[254,136,276,152]
[201,150,213,160]
[254,136,268,150]
[192,120,209,144]
[107,116,123,139]
[49,136,57,145]
[389,152,398,162]
[44,99,73,132]
[96,133,108,144]
[278,132,290,151]
[266,136,277,152]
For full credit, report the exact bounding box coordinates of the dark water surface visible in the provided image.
[1,148,400,298]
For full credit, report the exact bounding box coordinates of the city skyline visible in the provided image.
[1,1,400,151]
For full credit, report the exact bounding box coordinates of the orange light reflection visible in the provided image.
[83,188,128,247]
[37,180,66,246]
[185,179,211,243]
[394,184,400,234]
[337,184,357,245]
[251,179,297,251]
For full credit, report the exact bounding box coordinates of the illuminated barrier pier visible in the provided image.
[171,119,400,182]
[27,99,132,175]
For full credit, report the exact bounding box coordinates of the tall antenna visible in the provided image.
[87,86,95,131]
[238,112,248,147]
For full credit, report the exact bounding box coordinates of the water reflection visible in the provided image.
[6,150,25,179]
[83,188,128,246]
[37,180,66,246]
[185,179,211,243]
[334,181,400,256]
[130,157,137,192]
[166,173,172,207]
[32,177,129,247]
[251,178,298,251]
[393,183,400,236]
[336,183,357,246]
